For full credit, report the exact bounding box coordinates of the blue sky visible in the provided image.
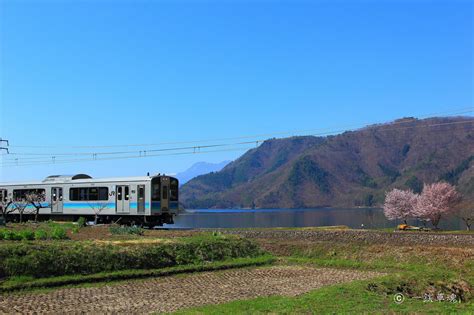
[0,0,472,182]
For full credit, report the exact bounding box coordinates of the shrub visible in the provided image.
[19,230,35,241]
[34,229,48,240]
[3,231,22,241]
[77,217,86,227]
[0,236,263,278]
[0,230,5,240]
[51,227,68,240]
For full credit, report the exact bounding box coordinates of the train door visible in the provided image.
[51,187,63,213]
[137,185,145,214]
[0,189,7,203]
[116,185,130,213]
[161,177,169,211]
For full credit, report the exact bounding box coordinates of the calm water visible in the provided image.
[166,208,467,230]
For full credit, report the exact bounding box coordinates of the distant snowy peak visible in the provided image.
[177,161,231,184]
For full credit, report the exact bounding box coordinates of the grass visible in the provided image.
[1,224,473,313]
[0,255,275,293]
[174,238,474,314]
[175,277,474,314]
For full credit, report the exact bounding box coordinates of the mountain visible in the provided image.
[176,161,231,185]
[180,116,474,209]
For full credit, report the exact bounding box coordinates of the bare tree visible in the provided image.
[0,198,14,223]
[11,200,30,223]
[88,202,109,224]
[455,198,474,231]
[25,191,47,222]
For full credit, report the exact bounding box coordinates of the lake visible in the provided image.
[166,208,467,230]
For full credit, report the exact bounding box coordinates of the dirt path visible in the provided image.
[0,266,381,314]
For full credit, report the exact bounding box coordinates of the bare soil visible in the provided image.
[0,266,381,314]
[224,229,474,247]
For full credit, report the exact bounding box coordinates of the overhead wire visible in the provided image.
[1,118,473,167]
[1,106,473,167]
[4,107,473,150]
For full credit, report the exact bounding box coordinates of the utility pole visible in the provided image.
[0,138,8,154]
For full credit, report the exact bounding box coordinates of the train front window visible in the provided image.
[151,177,161,201]
[170,178,179,201]
[162,185,168,200]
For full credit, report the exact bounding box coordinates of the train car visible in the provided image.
[0,173,179,226]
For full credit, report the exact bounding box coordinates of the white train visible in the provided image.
[0,174,179,225]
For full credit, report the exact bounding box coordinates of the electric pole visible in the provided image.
[0,138,9,154]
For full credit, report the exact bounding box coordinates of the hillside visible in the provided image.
[180,117,474,209]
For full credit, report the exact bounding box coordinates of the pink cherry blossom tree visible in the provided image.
[414,182,461,229]
[383,188,418,224]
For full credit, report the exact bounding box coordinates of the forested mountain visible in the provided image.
[181,117,474,209]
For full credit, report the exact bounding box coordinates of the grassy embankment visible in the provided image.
[177,228,474,314]
[0,222,271,292]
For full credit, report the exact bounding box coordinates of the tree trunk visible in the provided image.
[464,219,471,231]
[432,214,441,230]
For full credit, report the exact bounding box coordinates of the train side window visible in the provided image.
[89,188,99,200]
[125,186,129,201]
[70,187,109,201]
[58,188,63,201]
[79,188,88,201]
[98,187,108,200]
[138,186,144,199]
[70,188,78,201]
[13,189,46,201]
[117,187,122,201]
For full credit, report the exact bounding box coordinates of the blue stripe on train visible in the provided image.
[13,201,175,211]
[62,202,150,209]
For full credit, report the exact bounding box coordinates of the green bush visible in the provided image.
[0,227,68,242]
[0,255,275,293]
[77,217,86,227]
[19,230,35,241]
[3,231,22,241]
[34,230,48,240]
[51,227,67,240]
[0,236,263,278]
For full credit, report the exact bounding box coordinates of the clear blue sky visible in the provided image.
[0,0,472,182]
